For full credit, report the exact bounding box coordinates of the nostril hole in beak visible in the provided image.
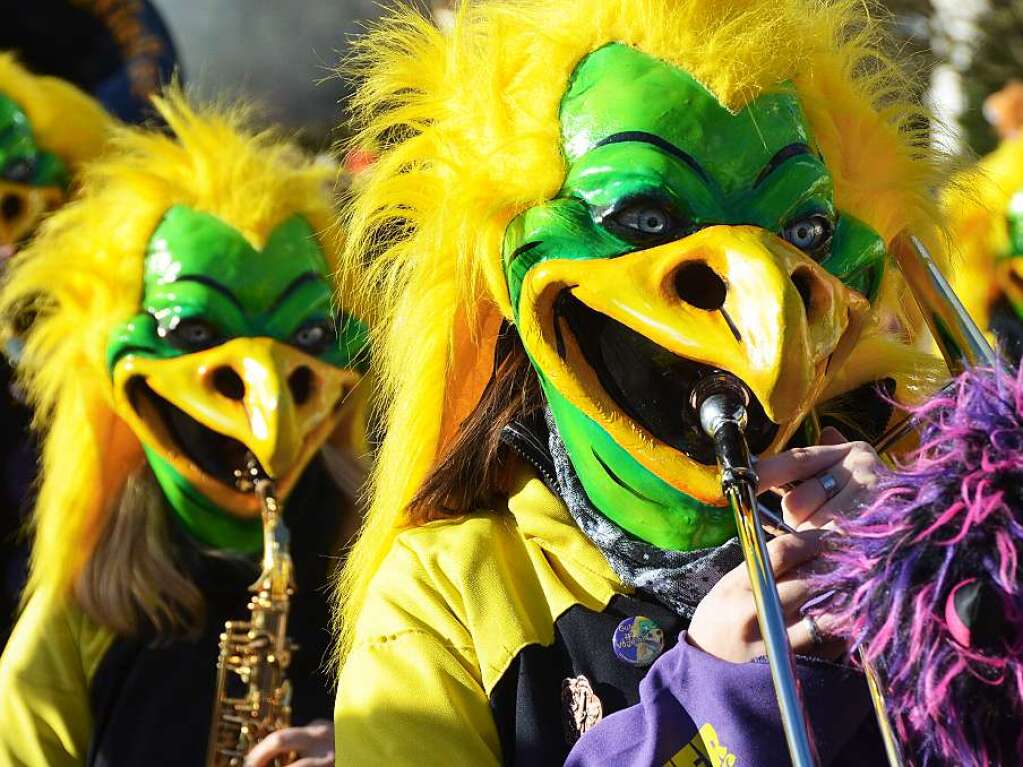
[674,262,727,311]
[791,269,815,317]
[1,195,24,223]
[212,367,245,401]
[288,366,314,406]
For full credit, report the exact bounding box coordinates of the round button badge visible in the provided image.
[612,615,664,667]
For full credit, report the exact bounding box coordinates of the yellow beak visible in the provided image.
[112,337,361,516]
[518,225,869,503]
[0,180,64,249]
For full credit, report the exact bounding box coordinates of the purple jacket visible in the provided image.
[566,632,884,766]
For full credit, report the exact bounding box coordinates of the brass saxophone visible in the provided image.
[206,473,297,767]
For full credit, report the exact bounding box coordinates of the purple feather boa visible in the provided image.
[812,364,1023,766]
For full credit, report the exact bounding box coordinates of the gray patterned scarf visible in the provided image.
[546,410,742,619]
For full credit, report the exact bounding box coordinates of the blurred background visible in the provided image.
[1,0,1020,154]
[892,0,1023,156]
[126,0,1023,158]
[148,0,386,147]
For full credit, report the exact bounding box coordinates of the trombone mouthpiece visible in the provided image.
[691,373,751,439]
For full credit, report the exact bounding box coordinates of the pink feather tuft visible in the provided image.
[813,364,1023,765]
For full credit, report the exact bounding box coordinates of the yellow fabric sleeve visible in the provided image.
[0,595,114,767]
[336,631,501,765]
[335,470,623,765]
[335,519,504,765]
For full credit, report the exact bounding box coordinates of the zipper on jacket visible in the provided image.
[501,417,559,492]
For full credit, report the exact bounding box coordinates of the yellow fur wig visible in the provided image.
[945,137,1023,332]
[334,0,949,659]
[0,90,344,614]
[0,52,112,169]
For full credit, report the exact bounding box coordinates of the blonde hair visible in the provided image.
[75,468,204,636]
[0,90,342,630]
[334,0,949,661]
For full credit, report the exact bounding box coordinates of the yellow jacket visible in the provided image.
[334,465,632,764]
[0,596,113,766]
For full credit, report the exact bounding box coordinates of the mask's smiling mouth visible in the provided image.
[554,289,779,465]
[127,377,258,492]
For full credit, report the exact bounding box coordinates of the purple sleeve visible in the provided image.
[566,632,885,767]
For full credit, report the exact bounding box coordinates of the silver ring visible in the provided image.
[816,471,840,500]
[803,614,824,650]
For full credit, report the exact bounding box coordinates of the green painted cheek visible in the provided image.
[333,314,370,373]
[0,94,68,188]
[145,448,263,554]
[31,153,68,188]
[503,200,620,314]
[544,379,735,550]
[994,195,1023,319]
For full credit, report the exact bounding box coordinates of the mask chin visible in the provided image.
[544,385,738,551]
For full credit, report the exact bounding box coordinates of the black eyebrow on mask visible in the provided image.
[593,131,711,184]
[753,143,814,188]
[508,240,543,264]
[173,274,244,312]
[268,271,325,312]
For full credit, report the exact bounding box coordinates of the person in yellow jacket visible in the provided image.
[0,52,115,647]
[331,0,947,763]
[0,92,369,766]
[948,81,1023,361]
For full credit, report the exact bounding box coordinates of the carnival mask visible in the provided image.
[107,205,368,549]
[503,45,887,551]
[0,93,67,253]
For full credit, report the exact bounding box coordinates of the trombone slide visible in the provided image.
[696,378,821,767]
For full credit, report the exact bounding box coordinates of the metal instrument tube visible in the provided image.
[863,654,906,766]
[840,229,999,765]
[861,233,997,766]
[892,233,996,373]
[695,377,820,767]
[207,461,296,767]
[686,235,984,765]
[874,233,996,455]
